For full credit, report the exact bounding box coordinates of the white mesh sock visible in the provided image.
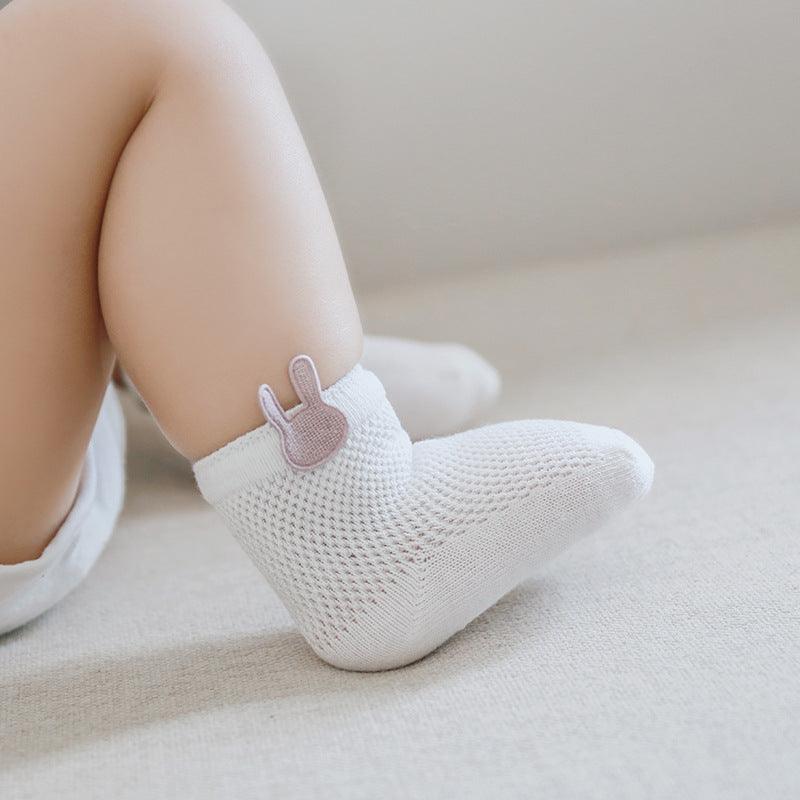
[194,360,653,671]
[361,335,501,440]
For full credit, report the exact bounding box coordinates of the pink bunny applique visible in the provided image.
[258,355,349,471]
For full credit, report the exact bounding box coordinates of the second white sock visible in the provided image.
[361,335,501,440]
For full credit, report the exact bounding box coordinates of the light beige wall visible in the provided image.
[4,0,796,286]
[231,0,800,287]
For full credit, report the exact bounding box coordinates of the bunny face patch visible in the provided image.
[258,355,349,471]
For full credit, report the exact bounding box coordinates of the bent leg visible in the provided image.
[98,0,362,460]
[0,0,159,562]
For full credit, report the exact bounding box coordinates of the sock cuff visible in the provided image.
[193,364,386,505]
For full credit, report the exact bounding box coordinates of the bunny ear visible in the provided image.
[288,354,323,406]
[258,384,290,431]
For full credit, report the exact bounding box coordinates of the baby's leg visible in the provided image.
[0,0,161,564]
[97,0,361,461]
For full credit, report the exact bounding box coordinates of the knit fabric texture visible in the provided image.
[194,365,653,671]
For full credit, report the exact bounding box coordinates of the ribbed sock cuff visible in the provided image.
[193,365,386,505]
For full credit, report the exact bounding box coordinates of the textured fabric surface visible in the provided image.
[2,224,799,798]
[196,362,651,670]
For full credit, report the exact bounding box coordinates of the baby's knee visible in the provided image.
[44,0,266,88]
[129,0,269,82]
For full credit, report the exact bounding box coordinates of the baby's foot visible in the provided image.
[194,357,653,671]
[362,335,500,440]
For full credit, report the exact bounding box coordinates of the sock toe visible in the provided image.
[603,427,655,500]
[581,424,655,510]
